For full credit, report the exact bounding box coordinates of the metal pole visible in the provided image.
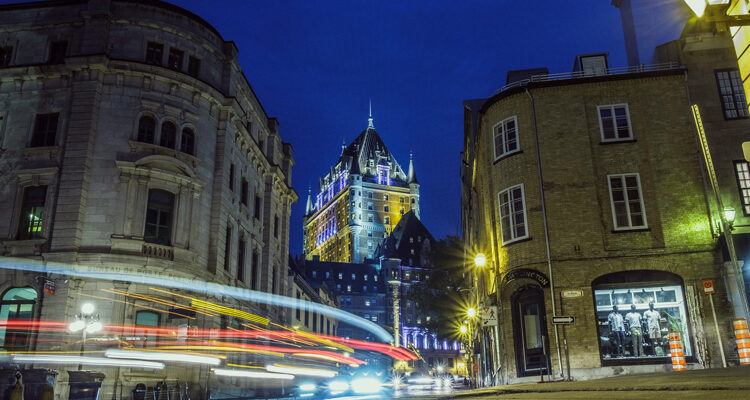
[494,325,501,385]
[709,293,727,368]
[78,326,86,371]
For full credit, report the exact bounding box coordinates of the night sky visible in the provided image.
[13,0,632,254]
[160,0,628,255]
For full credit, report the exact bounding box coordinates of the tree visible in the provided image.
[406,235,472,339]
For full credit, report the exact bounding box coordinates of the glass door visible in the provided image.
[513,287,550,376]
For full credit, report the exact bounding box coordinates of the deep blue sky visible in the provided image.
[168,0,629,255]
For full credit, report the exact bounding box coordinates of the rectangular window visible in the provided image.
[188,56,201,77]
[608,174,647,230]
[146,42,163,65]
[135,311,160,348]
[167,48,184,71]
[251,250,259,290]
[31,113,59,147]
[312,311,317,332]
[254,195,262,220]
[237,236,245,282]
[593,284,690,362]
[17,186,47,240]
[716,69,749,119]
[384,205,389,212]
[352,273,356,280]
[144,190,173,245]
[241,178,248,205]
[274,215,279,238]
[325,271,330,279]
[228,164,235,191]
[498,184,528,244]
[347,285,351,292]
[598,104,633,142]
[48,40,67,64]
[296,291,301,320]
[338,273,343,280]
[0,46,12,67]
[735,161,750,215]
[224,225,231,270]
[492,116,519,160]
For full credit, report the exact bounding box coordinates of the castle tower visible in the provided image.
[303,111,421,263]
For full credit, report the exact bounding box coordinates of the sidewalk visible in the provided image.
[439,366,750,399]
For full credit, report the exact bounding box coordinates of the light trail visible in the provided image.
[0,257,393,342]
[10,354,164,369]
[213,368,294,380]
[105,349,222,365]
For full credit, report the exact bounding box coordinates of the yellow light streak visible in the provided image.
[191,299,269,325]
[226,363,265,369]
[80,292,195,319]
[152,345,283,357]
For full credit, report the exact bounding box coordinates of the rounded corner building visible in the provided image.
[0,0,297,398]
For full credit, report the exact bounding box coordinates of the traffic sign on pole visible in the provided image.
[552,316,575,325]
[703,280,715,295]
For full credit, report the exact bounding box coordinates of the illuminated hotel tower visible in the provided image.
[303,111,420,263]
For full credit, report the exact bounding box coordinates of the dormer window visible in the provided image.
[577,54,608,77]
[377,165,391,185]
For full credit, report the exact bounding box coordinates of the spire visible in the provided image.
[341,138,346,155]
[408,151,418,184]
[368,99,374,129]
[305,186,314,215]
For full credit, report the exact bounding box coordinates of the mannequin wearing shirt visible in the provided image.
[625,304,644,357]
[643,302,663,356]
[607,305,626,357]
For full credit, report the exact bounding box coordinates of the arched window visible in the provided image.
[137,116,156,143]
[180,128,195,155]
[144,189,174,245]
[160,121,176,148]
[0,287,38,351]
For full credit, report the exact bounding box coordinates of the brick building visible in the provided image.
[0,0,296,398]
[462,38,749,383]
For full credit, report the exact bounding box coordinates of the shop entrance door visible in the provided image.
[512,286,550,377]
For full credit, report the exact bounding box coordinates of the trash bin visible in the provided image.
[67,371,104,400]
[0,368,57,400]
[21,369,57,400]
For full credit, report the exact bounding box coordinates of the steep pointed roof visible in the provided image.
[375,210,434,265]
[339,126,407,182]
[407,152,418,184]
[305,187,314,216]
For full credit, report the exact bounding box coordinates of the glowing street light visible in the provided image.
[460,325,468,335]
[69,303,102,371]
[724,207,736,228]
[467,307,476,318]
[474,253,486,268]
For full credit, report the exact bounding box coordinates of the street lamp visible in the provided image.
[69,303,102,370]
[474,253,486,268]
[467,307,476,319]
[460,325,468,335]
[724,207,736,230]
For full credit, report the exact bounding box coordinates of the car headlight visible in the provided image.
[351,377,382,394]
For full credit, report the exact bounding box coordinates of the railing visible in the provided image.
[495,62,681,94]
[142,242,174,260]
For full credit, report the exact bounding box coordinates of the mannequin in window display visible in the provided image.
[643,301,664,356]
[625,304,644,357]
[607,305,626,357]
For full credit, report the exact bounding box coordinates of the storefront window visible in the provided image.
[593,275,690,363]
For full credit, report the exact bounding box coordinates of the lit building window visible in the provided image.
[384,194,389,201]
[0,287,38,351]
[498,184,528,244]
[364,274,368,281]
[598,104,633,142]
[716,69,749,119]
[347,285,351,292]
[338,273,343,280]
[735,161,750,215]
[492,115,519,161]
[352,273,356,280]
[608,174,647,230]
[17,186,47,240]
[365,300,371,306]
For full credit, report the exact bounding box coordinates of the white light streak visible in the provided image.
[11,355,164,369]
[105,349,221,366]
[213,368,294,380]
[266,364,336,378]
[0,257,393,343]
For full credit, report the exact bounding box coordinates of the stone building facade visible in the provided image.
[0,0,296,398]
[462,46,749,383]
[302,115,420,263]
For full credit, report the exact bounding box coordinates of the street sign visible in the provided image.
[703,280,715,295]
[552,316,575,325]
[481,306,498,327]
[561,290,583,298]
